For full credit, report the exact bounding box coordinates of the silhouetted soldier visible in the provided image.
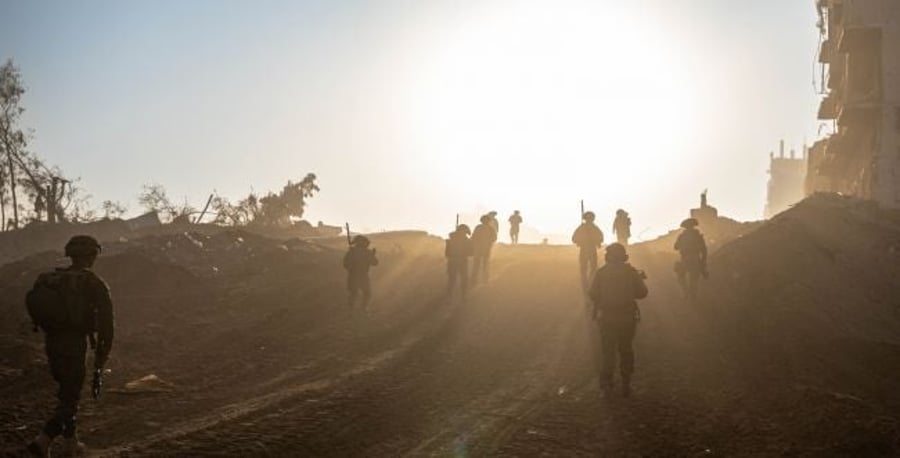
[446,224,473,299]
[508,210,523,245]
[572,211,604,291]
[612,209,632,246]
[26,236,114,457]
[589,243,648,398]
[344,235,379,309]
[471,215,497,285]
[674,218,708,300]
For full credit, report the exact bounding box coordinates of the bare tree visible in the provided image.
[101,200,128,219]
[0,59,26,228]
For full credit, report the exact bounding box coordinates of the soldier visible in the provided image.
[572,211,604,291]
[508,210,523,245]
[446,224,473,299]
[589,243,648,398]
[471,215,497,285]
[674,218,708,300]
[27,236,114,457]
[343,235,379,309]
[612,209,632,246]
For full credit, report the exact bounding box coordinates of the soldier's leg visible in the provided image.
[578,250,590,291]
[470,256,480,284]
[447,263,457,296]
[598,320,616,391]
[361,277,372,307]
[688,270,700,300]
[618,321,637,396]
[460,262,469,298]
[43,337,86,440]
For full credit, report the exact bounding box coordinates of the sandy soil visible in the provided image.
[1,195,899,457]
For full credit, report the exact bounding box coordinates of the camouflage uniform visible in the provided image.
[589,252,647,395]
[470,221,497,285]
[445,227,473,297]
[572,221,604,290]
[343,242,379,307]
[42,267,114,442]
[674,225,707,300]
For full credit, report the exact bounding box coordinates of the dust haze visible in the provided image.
[3,1,900,456]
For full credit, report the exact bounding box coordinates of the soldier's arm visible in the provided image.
[343,251,352,269]
[571,226,580,245]
[370,249,379,266]
[93,279,114,369]
[587,271,603,304]
[700,235,709,261]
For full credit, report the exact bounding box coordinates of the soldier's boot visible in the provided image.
[27,432,52,458]
[59,436,87,457]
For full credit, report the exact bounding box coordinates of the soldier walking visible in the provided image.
[446,224,473,299]
[344,235,379,309]
[589,243,648,398]
[508,210,523,245]
[572,211,604,291]
[27,236,114,457]
[674,218,708,300]
[471,215,497,285]
[612,209,632,246]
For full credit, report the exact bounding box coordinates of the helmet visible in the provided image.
[64,235,102,258]
[480,215,491,224]
[351,235,371,247]
[583,211,595,221]
[488,211,497,217]
[616,209,627,216]
[605,243,628,262]
[456,224,471,235]
[680,218,699,229]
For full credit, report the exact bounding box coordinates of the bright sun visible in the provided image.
[405,1,698,234]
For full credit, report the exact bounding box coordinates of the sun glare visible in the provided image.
[406,2,698,233]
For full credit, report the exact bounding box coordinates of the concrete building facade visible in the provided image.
[765,141,807,218]
[810,0,900,207]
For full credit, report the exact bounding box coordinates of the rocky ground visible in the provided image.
[1,194,899,457]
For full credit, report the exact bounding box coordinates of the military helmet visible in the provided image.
[456,224,471,235]
[680,218,699,229]
[480,215,491,224]
[64,235,102,258]
[583,211,595,221]
[616,209,627,216]
[605,243,628,262]
[351,235,371,247]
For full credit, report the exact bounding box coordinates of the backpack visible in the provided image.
[26,269,95,333]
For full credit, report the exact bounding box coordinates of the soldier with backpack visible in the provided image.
[612,209,632,246]
[26,235,114,457]
[471,215,498,285]
[572,211,604,291]
[589,243,648,398]
[674,218,708,300]
[343,235,379,310]
[445,224,473,300]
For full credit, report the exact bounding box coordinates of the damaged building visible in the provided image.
[765,141,807,218]
[809,0,900,207]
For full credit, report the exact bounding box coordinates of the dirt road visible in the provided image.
[3,225,899,456]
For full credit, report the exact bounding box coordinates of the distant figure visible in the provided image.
[612,209,632,246]
[674,218,708,300]
[487,211,500,237]
[589,243,648,398]
[471,215,498,285]
[572,211,604,291]
[446,224,473,299]
[343,235,379,309]
[26,236,114,457]
[508,210,523,245]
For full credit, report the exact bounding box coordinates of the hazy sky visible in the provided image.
[1,0,822,241]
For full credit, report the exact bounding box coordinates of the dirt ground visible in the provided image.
[2,195,900,457]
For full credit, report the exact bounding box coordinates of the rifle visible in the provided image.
[345,223,352,246]
[91,369,103,400]
[580,200,584,220]
[455,213,459,229]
